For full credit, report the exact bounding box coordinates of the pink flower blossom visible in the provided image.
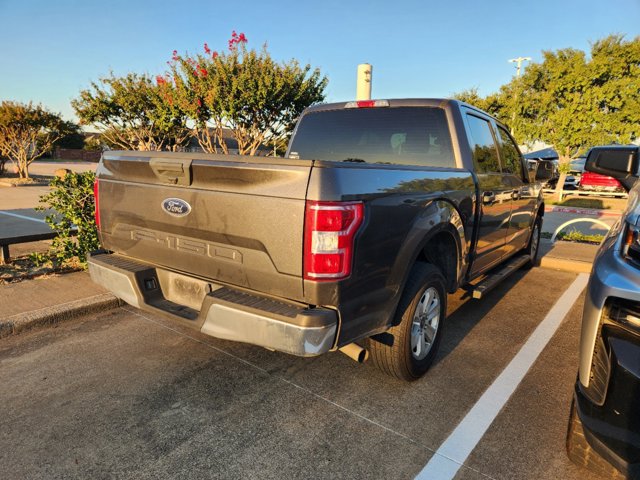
[228,31,248,50]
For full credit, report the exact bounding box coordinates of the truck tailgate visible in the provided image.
[96,151,311,301]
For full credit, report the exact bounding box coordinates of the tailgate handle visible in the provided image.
[149,158,193,186]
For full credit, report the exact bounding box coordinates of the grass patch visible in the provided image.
[550,198,610,209]
[545,193,628,211]
[556,230,605,244]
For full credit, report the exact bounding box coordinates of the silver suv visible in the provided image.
[566,145,640,479]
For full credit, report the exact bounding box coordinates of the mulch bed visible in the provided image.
[0,174,52,187]
[0,255,82,284]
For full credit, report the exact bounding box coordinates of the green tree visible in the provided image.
[72,72,192,151]
[455,35,640,200]
[453,88,506,120]
[519,36,639,198]
[0,101,73,178]
[167,31,328,155]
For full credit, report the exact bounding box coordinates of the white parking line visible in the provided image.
[0,210,47,223]
[415,273,589,480]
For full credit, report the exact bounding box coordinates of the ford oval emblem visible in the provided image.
[162,198,191,217]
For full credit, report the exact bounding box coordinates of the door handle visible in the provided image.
[511,190,521,200]
[150,158,193,186]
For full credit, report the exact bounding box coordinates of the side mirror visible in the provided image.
[585,146,639,192]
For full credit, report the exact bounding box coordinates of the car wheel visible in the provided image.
[522,215,542,269]
[367,263,446,381]
[566,398,625,479]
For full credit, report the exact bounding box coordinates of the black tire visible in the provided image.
[566,399,625,479]
[522,215,542,269]
[367,263,446,381]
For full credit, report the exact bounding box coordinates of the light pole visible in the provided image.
[508,56,531,134]
[508,56,531,77]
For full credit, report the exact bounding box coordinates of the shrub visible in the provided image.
[34,171,99,267]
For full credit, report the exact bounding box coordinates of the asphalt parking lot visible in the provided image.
[0,267,603,480]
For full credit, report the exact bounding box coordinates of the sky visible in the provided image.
[1,0,639,122]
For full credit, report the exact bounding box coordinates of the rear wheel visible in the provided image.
[523,215,542,269]
[566,398,625,479]
[367,263,446,381]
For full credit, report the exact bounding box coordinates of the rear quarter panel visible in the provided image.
[305,162,475,344]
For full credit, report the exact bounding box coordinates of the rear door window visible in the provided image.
[497,126,524,179]
[465,114,501,173]
[288,107,456,168]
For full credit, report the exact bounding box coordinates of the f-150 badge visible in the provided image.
[162,198,191,217]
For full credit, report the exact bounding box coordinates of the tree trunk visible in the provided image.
[17,155,29,179]
[554,172,567,202]
[553,154,571,202]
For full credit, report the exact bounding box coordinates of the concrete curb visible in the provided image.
[0,293,122,339]
[539,256,593,274]
[545,206,623,217]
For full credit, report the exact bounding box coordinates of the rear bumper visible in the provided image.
[580,185,622,192]
[88,252,338,357]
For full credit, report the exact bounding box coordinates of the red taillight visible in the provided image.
[93,179,100,231]
[304,201,364,281]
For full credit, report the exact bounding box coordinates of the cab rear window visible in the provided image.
[288,107,455,168]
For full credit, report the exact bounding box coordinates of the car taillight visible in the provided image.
[304,201,364,280]
[622,221,640,264]
[94,178,100,231]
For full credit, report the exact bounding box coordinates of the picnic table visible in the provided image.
[0,210,57,264]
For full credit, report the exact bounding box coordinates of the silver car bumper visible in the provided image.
[88,252,338,357]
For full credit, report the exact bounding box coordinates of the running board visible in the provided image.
[471,254,529,300]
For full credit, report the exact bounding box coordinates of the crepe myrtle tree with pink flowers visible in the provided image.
[165,31,328,155]
[73,72,191,152]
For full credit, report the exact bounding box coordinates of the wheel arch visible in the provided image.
[388,199,467,298]
[415,227,462,293]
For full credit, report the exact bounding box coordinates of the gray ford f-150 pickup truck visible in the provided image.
[89,98,544,381]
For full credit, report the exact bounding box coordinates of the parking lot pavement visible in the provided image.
[0,267,602,480]
[26,161,97,177]
[0,185,50,210]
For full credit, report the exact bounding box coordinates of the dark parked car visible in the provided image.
[535,159,580,190]
[88,99,544,381]
[567,145,640,479]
